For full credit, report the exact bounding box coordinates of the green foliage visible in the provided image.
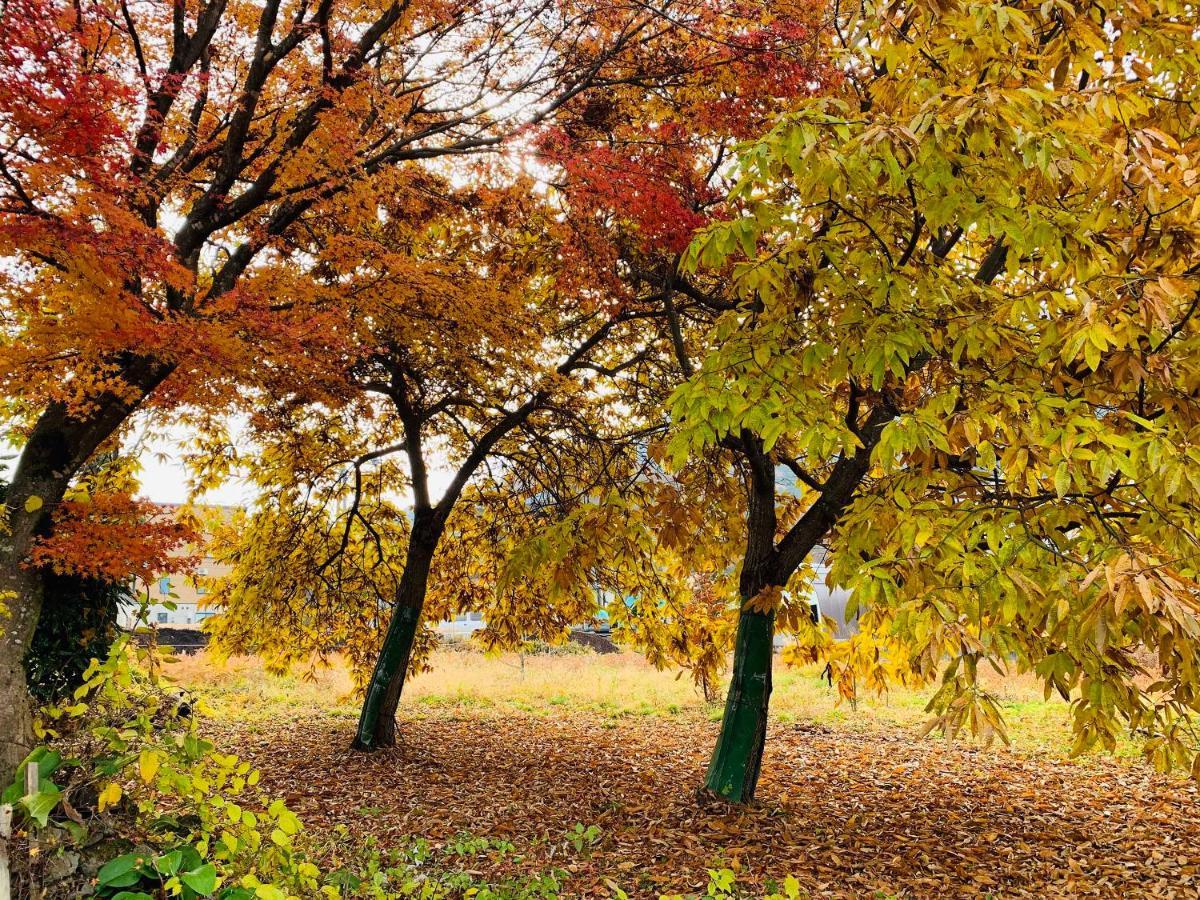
[319,830,568,899]
[673,0,1200,777]
[94,845,224,899]
[661,869,809,900]
[10,634,324,898]
[317,831,808,899]
[2,746,64,829]
[565,822,602,853]
[26,571,129,702]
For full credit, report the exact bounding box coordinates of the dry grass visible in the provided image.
[165,644,1118,759]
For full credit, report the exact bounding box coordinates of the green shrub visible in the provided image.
[25,571,129,702]
[6,633,323,899]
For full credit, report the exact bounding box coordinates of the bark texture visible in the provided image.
[352,514,440,750]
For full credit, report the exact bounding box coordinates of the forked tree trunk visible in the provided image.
[705,433,780,803]
[352,517,440,751]
[705,605,774,803]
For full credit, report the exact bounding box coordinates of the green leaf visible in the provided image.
[154,849,184,876]
[752,343,771,369]
[29,748,62,779]
[3,748,63,806]
[98,854,142,888]
[20,785,62,827]
[1053,463,1070,498]
[179,845,205,871]
[180,863,218,896]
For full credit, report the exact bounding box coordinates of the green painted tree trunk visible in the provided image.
[352,602,422,750]
[705,605,774,803]
[352,518,439,751]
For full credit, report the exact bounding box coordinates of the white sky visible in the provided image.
[2,422,455,509]
[136,430,454,509]
[137,435,252,506]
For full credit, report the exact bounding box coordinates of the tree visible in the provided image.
[195,1,828,751]
[0,0,761,775]
[0,479,131,702]
[201,170,677,749]
[667,0,1200,801]
[519,0,847,804]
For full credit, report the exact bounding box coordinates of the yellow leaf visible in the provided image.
[24,495,43,513]
[97,782,122,811]
[743,585,782,614]
[139,749,160,784]
[1158,276,1192,299]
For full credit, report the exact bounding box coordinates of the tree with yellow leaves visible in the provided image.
[198,170,713,750]
[666,0,1200,802]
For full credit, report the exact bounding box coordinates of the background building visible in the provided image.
[120,504,236,628]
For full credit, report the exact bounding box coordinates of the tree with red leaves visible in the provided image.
[0,0,823,777]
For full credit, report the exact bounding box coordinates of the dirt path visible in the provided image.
[227,710,1200,897]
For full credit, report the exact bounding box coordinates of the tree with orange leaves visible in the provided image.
[0,0,821,776]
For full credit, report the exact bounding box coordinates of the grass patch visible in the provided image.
[166,645,1131,760]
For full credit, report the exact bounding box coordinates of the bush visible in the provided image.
[4,633,324,899]
[518,639,590,657]
[25,571,129,702]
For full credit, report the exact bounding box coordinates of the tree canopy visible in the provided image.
[669,0,1200,798]
[3,0,1200,810]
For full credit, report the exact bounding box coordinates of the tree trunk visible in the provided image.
[1,358,171,780]
[705,605,774,803]
[351,516,440,751]
[705,431,779,803]
[0,562,45,780]
[703,396,900,804]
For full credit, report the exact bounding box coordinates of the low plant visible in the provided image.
[565,822,602,853]
[660,869,810,900]
[4,631,323,898]
[318,830,566,899]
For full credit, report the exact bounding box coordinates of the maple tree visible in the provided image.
[662,0,1200,802]
[0,0,807,775]
[192,3,826,751]
[483,0,833,675]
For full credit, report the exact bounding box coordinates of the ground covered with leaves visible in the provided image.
[221,706,1199,898]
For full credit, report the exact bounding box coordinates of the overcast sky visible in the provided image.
[2,420,454,510]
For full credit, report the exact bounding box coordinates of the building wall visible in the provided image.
[121,503,238,628]
[122,553,234,628]
[810,555,859,640]
[436,611,486,641]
